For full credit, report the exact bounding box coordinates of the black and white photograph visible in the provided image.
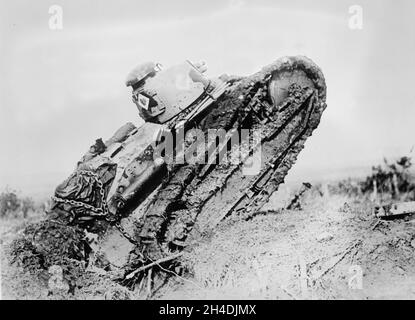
[1,0,415,303]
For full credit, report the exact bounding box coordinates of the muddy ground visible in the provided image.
[1,184,415,300]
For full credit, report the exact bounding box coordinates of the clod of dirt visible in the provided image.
[396,266,406,275]
[339,202,352,213]
[316,231,334,242]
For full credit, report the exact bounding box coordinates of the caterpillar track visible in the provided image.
[48,56,327,274]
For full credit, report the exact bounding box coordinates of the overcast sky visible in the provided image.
[1,0,414,197]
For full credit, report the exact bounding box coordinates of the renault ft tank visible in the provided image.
[48,56,327,276]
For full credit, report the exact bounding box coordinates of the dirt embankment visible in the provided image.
[2,185,415,300]
[156,189,415,300]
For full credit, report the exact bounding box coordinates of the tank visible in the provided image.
[46,56,327,273]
